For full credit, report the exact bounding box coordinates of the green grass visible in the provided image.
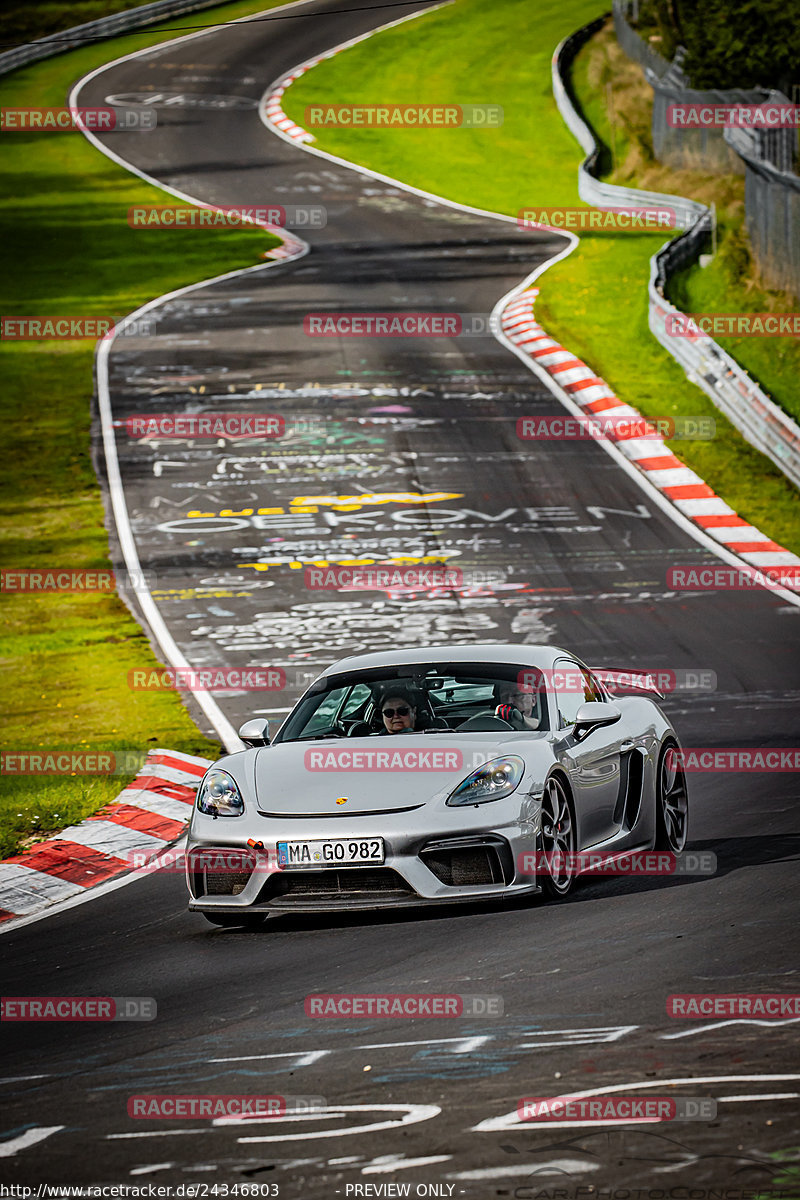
[0,0,294,859]
[283,0,800,554]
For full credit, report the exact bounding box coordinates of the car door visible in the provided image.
[551,658,626,846]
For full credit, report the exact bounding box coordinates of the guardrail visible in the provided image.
[648,251,800,489]
[552,21,800,491]
[0,0,228,78]
[552,20,707,231]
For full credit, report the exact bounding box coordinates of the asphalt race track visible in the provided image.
[2,0,799,1192]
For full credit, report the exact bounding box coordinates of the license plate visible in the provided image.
[277,838,385,869]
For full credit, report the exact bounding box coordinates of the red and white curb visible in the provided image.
[260,4,449,144]
[264,65,320,144]
[0,749,212,926]
[501,289,800,586]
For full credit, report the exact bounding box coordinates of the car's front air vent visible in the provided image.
[260,868,414,905]
[421,845,505,886]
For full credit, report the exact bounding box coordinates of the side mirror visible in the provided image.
[238,718,270,748]
[573,702,622,739]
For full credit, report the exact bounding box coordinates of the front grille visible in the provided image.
[260,868,413,904]
[204,871,252,896]
[421,845,505,886]
[189,848,256,898]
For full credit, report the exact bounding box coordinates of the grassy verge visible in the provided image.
[0,0,291,859]
[282,0,800,554]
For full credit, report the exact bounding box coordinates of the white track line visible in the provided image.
[473,1073,800,1132]
[0,1126,64,1158]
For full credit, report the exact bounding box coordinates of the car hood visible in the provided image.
[254,733,548,815]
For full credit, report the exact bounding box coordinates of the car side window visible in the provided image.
[301,686,349,735]
[553,659,600,728]
[340,684,372,719]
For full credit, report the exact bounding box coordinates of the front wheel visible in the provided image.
[539,773,578,898]
[202,912,268,929]
[654,741,689,852]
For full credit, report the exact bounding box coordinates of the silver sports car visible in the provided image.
[185,644,689,927]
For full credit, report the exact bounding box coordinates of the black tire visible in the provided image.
[539,773,578,899]
[654,740,689,853]
[202,912,268,929]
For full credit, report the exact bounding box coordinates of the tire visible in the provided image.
[539,773,578,899]
[202,912,268,929]
[654,740,689,853]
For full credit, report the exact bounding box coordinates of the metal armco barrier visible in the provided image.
[648,254,800,490]
[0,0,229,77]
[552,21,706,231]
[552,21,800,491]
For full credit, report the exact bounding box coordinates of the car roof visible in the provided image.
[323,643,579,676]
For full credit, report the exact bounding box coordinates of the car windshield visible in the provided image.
[274,661,552,742]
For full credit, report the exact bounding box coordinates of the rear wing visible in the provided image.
[592,668,666,700]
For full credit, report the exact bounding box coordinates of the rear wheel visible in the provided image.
[202,912,267,929]
[654,741,689,852]
[539,774,578,898]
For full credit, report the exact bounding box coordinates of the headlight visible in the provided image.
[197,769,245,817]
[446,756,525,806]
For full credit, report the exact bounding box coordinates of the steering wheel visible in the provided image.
[346,720,374,737]
[457,712,515,732]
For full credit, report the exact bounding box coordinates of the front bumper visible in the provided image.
[186,801,541,914]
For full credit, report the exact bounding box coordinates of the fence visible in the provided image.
[0,0,230,78]
[611,0,673,82]
[726,127,800,295]
[613,0,799,177]
[552,21,800,491]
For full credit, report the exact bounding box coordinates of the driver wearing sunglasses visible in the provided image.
[378,690,418,735]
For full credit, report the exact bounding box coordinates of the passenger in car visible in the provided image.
[494,681,541,730]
